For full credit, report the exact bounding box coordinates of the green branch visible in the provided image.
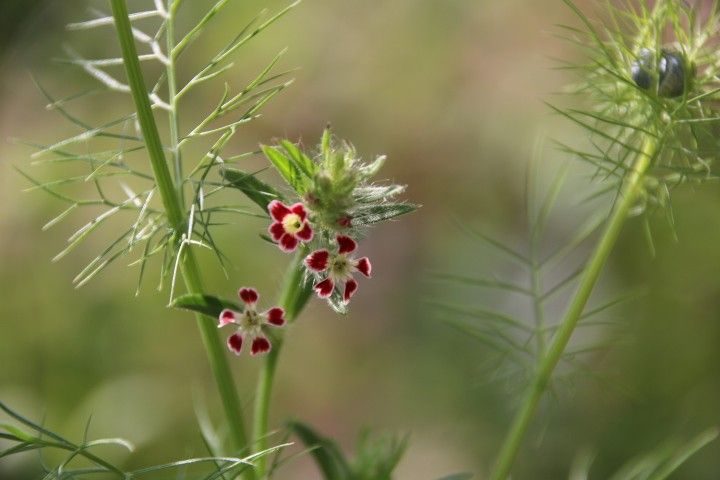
[252,250,312,477]
[489,135,656,480]
[109,2,252,476]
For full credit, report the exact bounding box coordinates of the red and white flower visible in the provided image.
[304,235,372,303]
[268,200,313,252]
[218,287,285,356]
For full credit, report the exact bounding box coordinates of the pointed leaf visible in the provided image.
[281,140,316,178]
[351,203,418,226]
[170,294,242,318]
[222,168,283,212]
[0,424,36,442]
[261,145,306,193]
[287,420,353,480]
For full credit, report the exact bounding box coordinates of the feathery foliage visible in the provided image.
[21,0,298,296]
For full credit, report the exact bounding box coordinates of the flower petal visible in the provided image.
[355,257,372,278]
[338,216,352,228]
[314,278,334,298]
[265,307,285,326]
[268,200,290,222]
[305,249,330,272]
[218,309,237,327]
[227,333,243,355]
[279,233,299,252]
[290,203,307,221]
[336,235,357,254]
[251,336,271,355]
[343,278,358,303]
[269,222,285,241]
[296,222,313,241]
[238,287,259,305]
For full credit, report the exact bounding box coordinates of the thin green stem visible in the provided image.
[166,0,184,205]
[252,251,311,478]
[530,261,546,360]
[489,136,656,480]
[110,3,252,476]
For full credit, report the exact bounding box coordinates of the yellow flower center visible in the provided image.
[282,213,304,234]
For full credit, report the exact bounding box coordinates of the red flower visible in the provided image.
[218,287,285,356]
[268,200,313,252]
[304,235,372,304]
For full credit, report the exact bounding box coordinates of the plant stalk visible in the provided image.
[166,0,185,205]
[489,136,656,480]
[110,2,252,476]
[252,251,311,478]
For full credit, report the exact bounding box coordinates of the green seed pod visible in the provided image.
[630,48,688,98]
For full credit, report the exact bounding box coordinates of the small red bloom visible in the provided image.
[268,200,313,252]
[304,235,372,304]
[218,287,285,356]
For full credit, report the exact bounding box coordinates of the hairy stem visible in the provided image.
[489,136,656,480]
[252,251,311,478]
[110,2,252,475]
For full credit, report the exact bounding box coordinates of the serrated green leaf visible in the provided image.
[287,420,353,480]
[222,168,282,212]
[351,203,418,226]
[261,144,307,193]
[281,140,316,178]
[170,294,242,318]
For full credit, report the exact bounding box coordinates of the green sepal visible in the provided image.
[357,154,386,180]
[280,139,316,178]
[261,144,308,193]
[287,420,353,480]
[321,126,332,161]
[170,294,242,318]
[351,203,418,226]
[221,168,283,212]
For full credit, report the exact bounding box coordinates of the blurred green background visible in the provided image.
[1,0,720,478]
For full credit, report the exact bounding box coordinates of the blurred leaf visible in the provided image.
[222,167,282,212]
[607,428,718,480]
[0,423,36,442]
[352,429,409,480]
[436,474,473,480]
[170,294,242,318]
[351,203,418,226]
[287,420,353,480]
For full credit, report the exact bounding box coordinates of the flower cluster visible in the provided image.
[267,198,373,307]
[255,128,416,312]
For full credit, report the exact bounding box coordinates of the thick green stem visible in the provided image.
[489,137,656,480]
[110,1,252,474]
[252,251,311,478]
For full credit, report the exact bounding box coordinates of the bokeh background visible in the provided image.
[2,0,720,478]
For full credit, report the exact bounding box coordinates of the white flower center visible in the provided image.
[240,309,262,335]
[282,213,303,234]
[329,254,353,281]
